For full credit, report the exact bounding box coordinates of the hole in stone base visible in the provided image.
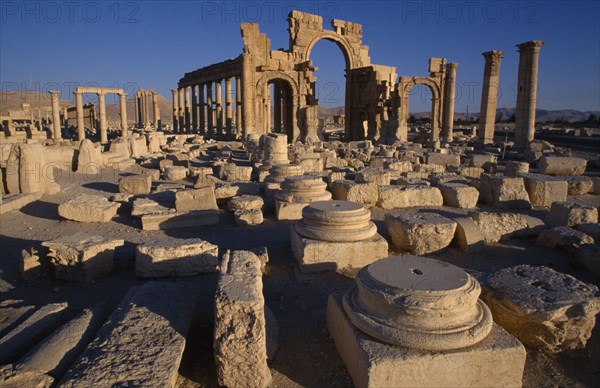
[411,268,423,275]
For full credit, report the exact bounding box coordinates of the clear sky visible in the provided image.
[1,0,599,112]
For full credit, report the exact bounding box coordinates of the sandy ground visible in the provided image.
[1,167,599,387]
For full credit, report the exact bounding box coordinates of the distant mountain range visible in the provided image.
[2,93,597,124]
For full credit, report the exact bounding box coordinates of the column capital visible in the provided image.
[49,90,60,97]
[482,50,504,60]
[516,40,544,51]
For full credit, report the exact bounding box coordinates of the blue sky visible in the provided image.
[1,0,599,112]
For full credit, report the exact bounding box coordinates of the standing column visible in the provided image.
[441,63,457,143]
[225,77,233,136]
[119,92,128,137]
[206,83,214,135]
[97,91,107,143]
[172,89,179,132]
[264,83,270,133]
[215,80,223,135]
[152,91,159,129]
[236,77,242,136]
[134,92,139,127]
[184,86,191,133]
[273,82,282,133]
[515,40,544,148]
[49,90,61,140]
[191,85,198,132]
[178,88,185,133]
[478,51,504,144]
[198,83,206,135]
[241,52,255,136]
[141,92,148,127]
[75,90,85,140]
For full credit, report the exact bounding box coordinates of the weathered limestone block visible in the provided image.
[60,282,196,387]
[135,238,218,278]
[482,265,600,352]
[539,156,587,176]
[131,198,172,217]
[175,186,218,212]
[377,185,443,209]
[118,174,152,195]
[141,209,219,230]
[452,216,485,253]
[0,303,69,365]
[355,167,391,185]
[594,177,600,195]
[14,305,107,378]
[228,195,264,212]
[566,176,594,195]
[163,165,188,181]
[297,157,324,174]
[426,152,460,167]
[480,175,531,209]
[58,195,120,223]
[536,226,594,252]
[522,173,568,208]
[0,368,55,387]
[215,163,253,182]
[328,256,525,387]
[546,201,598,227]
[260,133,289,165]
[470,154,497,168]
[77,139,103,173]
[275,175,332,220]
[455,165,484,179]
[43,233,124,283]
[330,180,378,208]
[414,163,446,173]
[5,145,21,194]
[504,161,529,177]
[470,211,529,243]
[214,250,272,388]
[438,182,479,208]
[386,160,413,173]
[235,209,264,226]
[385,212,457,255]
[0,305,35,338]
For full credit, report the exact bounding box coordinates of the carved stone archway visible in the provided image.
[255,72,300,142]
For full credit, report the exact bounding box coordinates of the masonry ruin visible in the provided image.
[1,8,599,388]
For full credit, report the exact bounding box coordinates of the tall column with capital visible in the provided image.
[49,90,61,140]
[273,83,282,133]
[184,86,191,133]
[172,89,179,132]
[235,77,242,137]
[178,88,185,133]
[441,63,457,143]
[119,92,128,137]
[225,77,233,136]
[198,84,206,135]
[206,83,214,135]
[97,91,107,143]
[152,91,159,129]
[479,50,504,144]
[75,90,85,140]
[191,85,198,132]
[215,80,223,135]
[515,40,544,148]
[241,52,255,136]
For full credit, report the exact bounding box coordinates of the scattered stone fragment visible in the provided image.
[536,226,594,252]
[377,185,443,209]
[58,195,120,223]
[163,165,188,181]
[214,250,272,388]
[175,186,218,212]
[482,264,600,352]
[59,282,196,387]
[546,201,598,227]
[438,182,479,208]
[385,212,457,255]
[538,156,587,176]
[470,211,529,243]
[135,238,219,278]
[118,174,152,195]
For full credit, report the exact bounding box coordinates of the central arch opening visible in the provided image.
[307,37,350,140]
[268,78,294,142]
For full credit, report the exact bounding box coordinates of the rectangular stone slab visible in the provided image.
[59,281,196,387]
[327,292,526,388]
[290,227,389,273]
[141,209,219,230]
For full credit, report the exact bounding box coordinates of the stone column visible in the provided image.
[430,97,440,143]
[241,52,255,136]
[515,40,544,148]
[264,83,270,134]
[97,91,107,143]
[191,85,198,132]
[49,90,61,140]
[198,84,206,135]
[134,92,140,127]
[184,86,191,133]
[225,77,233,136]
[152,91,159,128]
[75,90,85,140]
[479,51,504,144]
[441,63,457,143]
[178,88,185,133]
[215,80,223,135]
[273,83,282,133]
[119,92,128,137]
[236,77,242,137]
[206,83,214,135]
[172,89,179,132]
